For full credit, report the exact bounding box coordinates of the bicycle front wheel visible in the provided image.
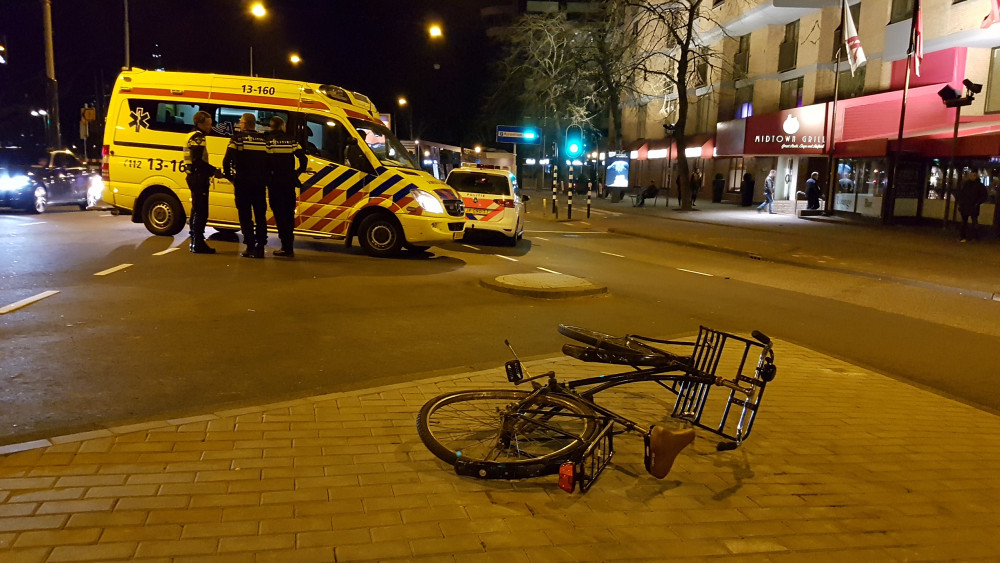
[416,390,598,466]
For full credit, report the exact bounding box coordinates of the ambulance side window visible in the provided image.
[213,106,288,137]
[303,116,346,164]
[127,99,214,134]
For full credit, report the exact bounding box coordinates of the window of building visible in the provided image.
[837,67,866,99]
[778,21,799,72]
[779,77,804,109]
[734,35,750,79]
[735,84,753,119]
[696,48,709,86]
[987,47,1000,114]
[713,0,725,6]
[636,104,648,139]
[889,0,912,24]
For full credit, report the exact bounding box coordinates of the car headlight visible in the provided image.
[0,174,30,193]
[411,188,445,214]
[87,175,104,202]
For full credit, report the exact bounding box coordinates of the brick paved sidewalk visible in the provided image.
[1,340,999,562]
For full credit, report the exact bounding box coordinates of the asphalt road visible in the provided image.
[1,205,998,445]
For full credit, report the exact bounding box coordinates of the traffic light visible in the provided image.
[0,36,7,65]
[565,124,584,159]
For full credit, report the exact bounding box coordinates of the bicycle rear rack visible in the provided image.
[562,420,614,492]
[667,326,772,445]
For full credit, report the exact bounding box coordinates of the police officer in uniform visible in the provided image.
[266,116,307,257]
[183,111,221,254]
[223,113,269,258]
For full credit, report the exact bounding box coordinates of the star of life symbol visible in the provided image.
[128,108,150,132]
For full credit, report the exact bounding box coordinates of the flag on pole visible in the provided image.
[913,0,923,77]
[842,0,866,75]
[983,0,1000,29]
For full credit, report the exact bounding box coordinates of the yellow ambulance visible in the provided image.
[101,69,465,257]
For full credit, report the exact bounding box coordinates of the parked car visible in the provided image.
[445,165,527,246]
[0,147,102,213]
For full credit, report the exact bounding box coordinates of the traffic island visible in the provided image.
[481,272,608,299]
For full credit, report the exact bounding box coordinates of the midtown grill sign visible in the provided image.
[744,104,828,155]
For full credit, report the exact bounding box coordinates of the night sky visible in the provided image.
[0,0,501,148]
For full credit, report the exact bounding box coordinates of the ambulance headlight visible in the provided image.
[0,174,31,193]
[411,188,444,214]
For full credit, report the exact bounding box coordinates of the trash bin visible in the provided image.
[741,178,755,207]
[611,188,622,203]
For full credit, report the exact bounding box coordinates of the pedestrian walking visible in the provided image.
[690,170,703,206]
[956,171,988,242]
[266,116,307,257]
[224,113,270,258]
[805,171,822,210]
[183,111,222,254]
[757,169,776,214]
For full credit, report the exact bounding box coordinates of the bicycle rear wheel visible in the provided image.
[416,390,598,466]
[558,325,671,357]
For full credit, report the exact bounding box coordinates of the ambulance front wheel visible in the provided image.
[358,213,404,257]
[142,193,185,236]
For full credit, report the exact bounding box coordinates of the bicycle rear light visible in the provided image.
[558,463,575,493]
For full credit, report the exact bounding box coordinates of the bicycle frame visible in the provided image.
[452,325,776,492]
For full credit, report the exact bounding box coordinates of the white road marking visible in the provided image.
[526,230,603,235]
[534,236,549,241]
[153,247,180,256]
[0,290,59,315]
[677,268,713,277]
[495,254,519,262]
[462,244,480,251]
[22,222,46,226]
[94,263,133,276]
[537,267,562,275]
[601,251,625,258]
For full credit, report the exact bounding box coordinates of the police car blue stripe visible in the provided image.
[392,186,414,203]
[321,169,360,197]
[369,175,402,198]
[301,165,335,190]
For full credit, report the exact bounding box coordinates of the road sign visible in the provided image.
[496,125,540,145]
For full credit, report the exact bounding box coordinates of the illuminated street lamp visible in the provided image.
[31,109,50,143]
[428,24,443,39]
[249,3,267,76]
[289,53,301,65]
[396,97,412,139]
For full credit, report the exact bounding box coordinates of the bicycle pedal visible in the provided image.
[644,426,695,479]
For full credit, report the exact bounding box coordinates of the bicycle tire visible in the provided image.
[557,325,671,358]
[561,344,682,368]
[416,390,599,467]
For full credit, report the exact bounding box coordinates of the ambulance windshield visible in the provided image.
[349,118,417,170]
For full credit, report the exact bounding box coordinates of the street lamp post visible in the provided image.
[249,3,266,76]
[937,79,981,229]
[397,97,412,140]
[31,109,50,145]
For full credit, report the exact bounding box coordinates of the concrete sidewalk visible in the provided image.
[2,338,999,561]
[526,191,1000,301]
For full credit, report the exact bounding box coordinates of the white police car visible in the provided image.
[445,165,527,246]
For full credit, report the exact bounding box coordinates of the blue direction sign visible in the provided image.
[496,125,541,145]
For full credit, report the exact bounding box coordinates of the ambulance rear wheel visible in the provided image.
[358,214,403,257]
[142,193,185,236]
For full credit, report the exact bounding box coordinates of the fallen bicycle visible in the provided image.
[416,324,777,492]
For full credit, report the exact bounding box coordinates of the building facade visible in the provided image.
[621,0,1000,225]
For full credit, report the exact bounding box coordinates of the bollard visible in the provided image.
[568,166,574,220]
[587,181,593,218]
[551,164,558,217]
